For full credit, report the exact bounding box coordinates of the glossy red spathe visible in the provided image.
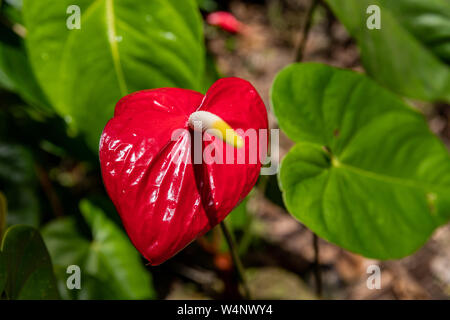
[99,78,268,265]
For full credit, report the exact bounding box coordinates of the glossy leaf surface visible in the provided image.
[271,63,450,259]
[42,200,155,299]
[23,0,205,149]
[325,0,450,102]
[1,225,59,299]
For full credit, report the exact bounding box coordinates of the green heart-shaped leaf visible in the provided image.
[325,0,450,102]
[1,225,59,299]
[23,0,205,150]
[271,63,450,259]
[42,200,155,299]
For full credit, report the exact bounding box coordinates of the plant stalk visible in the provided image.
[220,221,252,299]
[295,0,319,62]
[294,0,324,298]
[313,233,322,298]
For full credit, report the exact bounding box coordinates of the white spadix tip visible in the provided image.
[188,111,244,148]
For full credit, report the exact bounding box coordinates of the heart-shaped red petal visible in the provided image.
[99,78,268,265]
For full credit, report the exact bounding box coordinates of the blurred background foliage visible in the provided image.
[0,0,449,300]
[0,0,250,300]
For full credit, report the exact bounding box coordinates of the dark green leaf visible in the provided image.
[271,63,450,259]
[0,191,5,237]
[23,0,205,150]
[225,198,250,231]
[1,0,23,24]
[325,0,450,102]
[0,42,51,110]
[42,200,155,299]
[0,20,51,110]
[196,0,218,12]
[1,225,59,299]
[221,198,254,255]
[0,143,40,227]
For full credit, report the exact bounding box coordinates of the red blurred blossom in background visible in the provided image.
[206,11,243,34]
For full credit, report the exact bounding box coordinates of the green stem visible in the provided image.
[220,221,252,299]
[293,0,324,298]
[313,233,322,298]
[295,0,319,62]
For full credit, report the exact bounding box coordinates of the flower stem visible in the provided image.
[293,0,324,298]
[295,0,319,62]
[313,232,322,298]
[220,221,252,299]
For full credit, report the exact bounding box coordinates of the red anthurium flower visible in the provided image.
[206,11,243,34]
[99,78,268,265]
